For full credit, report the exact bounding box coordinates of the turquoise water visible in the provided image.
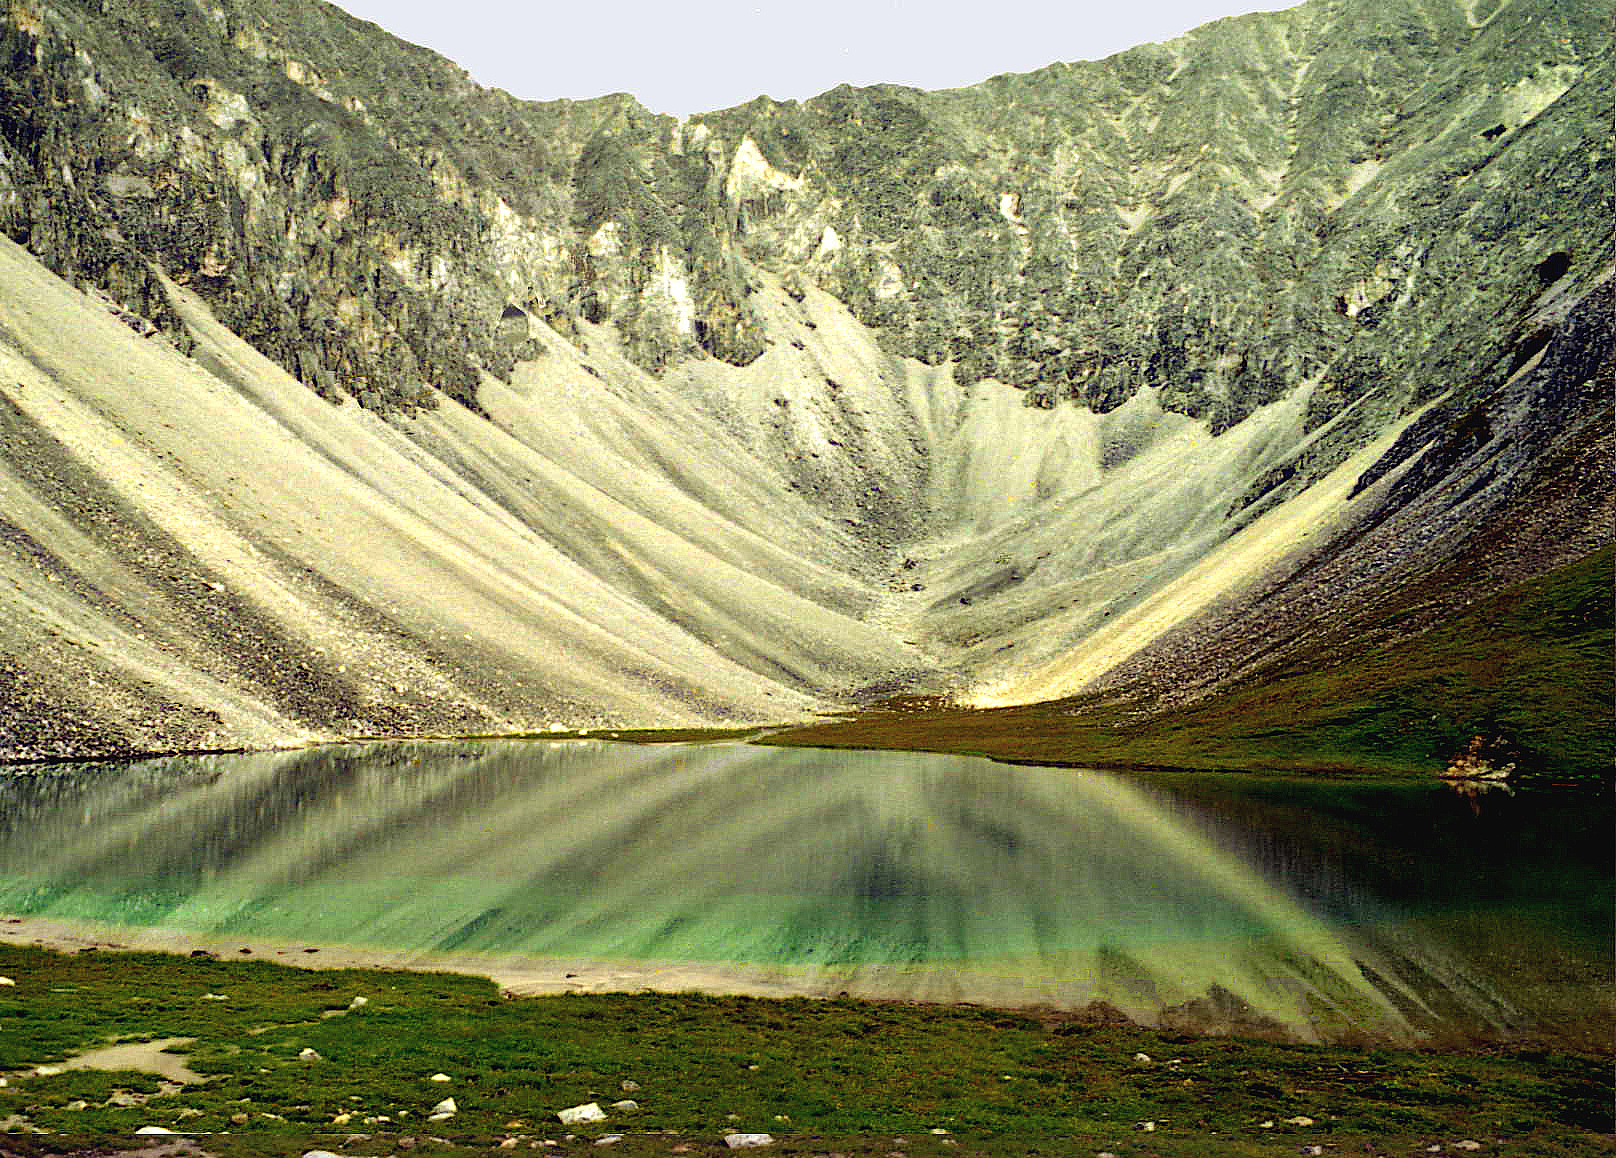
[0,740,1608,1045]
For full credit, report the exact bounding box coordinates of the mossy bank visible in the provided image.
[0,944,1611,1155]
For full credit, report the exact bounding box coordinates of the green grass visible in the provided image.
[769,548,1614,781]
[0,944,1610,1154]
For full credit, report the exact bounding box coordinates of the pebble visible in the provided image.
[0,977,13,986]
[349,996,369,1009]
[299,1048,322,1061]
[1137,1120,1157,1132]
[1284,1115,1315,1126]
[1300,1148,1324,1156]
[557,1102,606,1125]
[594,1136,623,1147]
[201,992,229,1001]
[430,1097,457,1117]
[610,1099,639,1111]
[134,1127,176,1135]
[724,1134,775,1149]
[499,1140,519,1150]
[1132,1052,1152,1063]
[35,1066,63,1076]
[620,1080,640,1092]
[430,1073,451,1082]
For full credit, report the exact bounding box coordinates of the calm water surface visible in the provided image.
[0,741,1608,1046]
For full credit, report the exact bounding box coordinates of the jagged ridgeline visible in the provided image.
[2,0,1609,427]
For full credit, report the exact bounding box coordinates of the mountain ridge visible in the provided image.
[0,0,1610,767]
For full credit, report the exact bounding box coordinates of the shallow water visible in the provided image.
[0,740,1608,1046]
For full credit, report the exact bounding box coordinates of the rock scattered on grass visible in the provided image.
[430,1072,451,1082]
[610,1099,638,1111]
[299,1047,322,1061]
[557,1102,606,1125]
[1285,1115,1315,1126]
[619,1080,640,1092]
[594,1136,623,1146]
[723,1134,775,1149]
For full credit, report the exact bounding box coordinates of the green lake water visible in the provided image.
[0,740,1608,1046]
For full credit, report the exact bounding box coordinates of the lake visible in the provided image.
[0,740,1608,1048]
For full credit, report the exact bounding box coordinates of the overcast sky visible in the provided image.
[327,0,1286,116]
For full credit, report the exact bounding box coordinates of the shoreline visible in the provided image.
[7,914,1608,1056]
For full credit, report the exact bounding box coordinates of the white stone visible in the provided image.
[0,976,14,985]
[594,1137,623,1146]
[35,1066,62,1076]
[431,1097,457,1115]
[557,1102,606,1125]
[610,1099,638,1111]
[430,1073,452,1081]
[202,993,228,1001]
[724,1135,775,1149]
[349,995,368,1009]
[1138,1120,1156,1132]
[298,1047,321,1061]
[135,1127,176,1135]
[619,1080,640,1092]
[303,1152,344,1158]
[1285,1116,1315,1126]
[1132,1052,1152,1063]
[1454,1145,1483,1152]
[725,137,803,205]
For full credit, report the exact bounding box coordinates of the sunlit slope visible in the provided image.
[0,236,919,757]
[2,234,1611,761]
[0,237,1413,758]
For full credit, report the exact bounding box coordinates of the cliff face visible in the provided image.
[4,0,1609,431]
[0,0,1610,763]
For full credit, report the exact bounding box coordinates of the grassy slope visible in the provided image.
[0,944,1610,1154]
[770,547,1614,779]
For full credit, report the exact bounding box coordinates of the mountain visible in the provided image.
[0,0,1610,771]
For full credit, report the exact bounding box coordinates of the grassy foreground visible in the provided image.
[0,944,1610,1156]
[770,548,1614,780]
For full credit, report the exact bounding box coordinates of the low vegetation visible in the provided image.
[0,944,1610,1155]
[772,549,1614,781]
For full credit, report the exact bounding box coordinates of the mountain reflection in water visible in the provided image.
[0,741,1608,1046]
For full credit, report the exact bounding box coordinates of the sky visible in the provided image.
[327,0,1286,117]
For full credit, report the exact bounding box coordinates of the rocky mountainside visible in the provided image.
[0,0,1610,764]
